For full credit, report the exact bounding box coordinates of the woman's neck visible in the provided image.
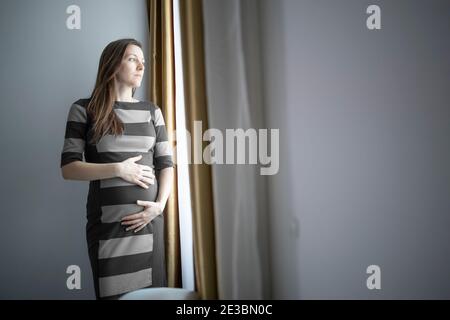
[115,81,137,102]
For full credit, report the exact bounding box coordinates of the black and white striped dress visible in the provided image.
[60,98,173,299]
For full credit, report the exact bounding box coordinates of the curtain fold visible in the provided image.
[147,0,181,288]
[201,0,269,299]
[179,0,218,300]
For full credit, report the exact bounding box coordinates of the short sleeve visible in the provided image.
[153,106,174,170]
[60,102,88,167]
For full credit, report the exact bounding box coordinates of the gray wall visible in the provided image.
[260,0,450,299]
[0,0,149,299]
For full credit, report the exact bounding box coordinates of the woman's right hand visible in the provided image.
[116,155,155,189]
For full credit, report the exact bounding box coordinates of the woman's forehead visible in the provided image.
[124,45,144,59]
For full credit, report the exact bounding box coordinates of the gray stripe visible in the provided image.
[155,141,172,157]
[99,268,152,298]
[67,103,87,123]
[100,177,135,189]
[62,138,85,153]
[154,108,165,126]
[101,204,143,223]
[98,234,153,259]
[115,109,151,123]
[96,135,155,153]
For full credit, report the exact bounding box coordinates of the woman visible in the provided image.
[60,38,174,300]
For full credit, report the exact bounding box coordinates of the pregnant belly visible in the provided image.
[98,177,159,224]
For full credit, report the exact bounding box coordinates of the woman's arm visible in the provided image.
[156,167,174,210]
[61,155,155,189]
[61,161,119,181]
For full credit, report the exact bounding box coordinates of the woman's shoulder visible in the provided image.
[141,100,161,111]
[71,97,91,109]
[69,98,161,111]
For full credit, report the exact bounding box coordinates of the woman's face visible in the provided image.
[115,44,145,88]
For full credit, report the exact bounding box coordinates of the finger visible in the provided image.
[131,155,143,162]
[140,176,155,185]
[137,200,158,208]
[126,221,145,231]
[136,200,152,207]
[121,212,144,221]
[141,171,155,179]
[134,178,149,189]
[139,172,154,181]
[121,218,143,226]
[134,222,148,233]
[140,165,153,172]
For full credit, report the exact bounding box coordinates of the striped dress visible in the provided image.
[60,98,173,299]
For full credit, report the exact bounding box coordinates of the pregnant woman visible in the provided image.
[60,38,174,300]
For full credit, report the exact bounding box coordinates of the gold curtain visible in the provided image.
[179,0,218,299]
[147,0,181,288]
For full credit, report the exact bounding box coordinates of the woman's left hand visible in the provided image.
[121,200,164,233]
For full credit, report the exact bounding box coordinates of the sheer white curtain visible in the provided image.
[173,0,195,291]
[202,0,270,299]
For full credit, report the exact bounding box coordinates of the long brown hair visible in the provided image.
[87,38,143,143]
